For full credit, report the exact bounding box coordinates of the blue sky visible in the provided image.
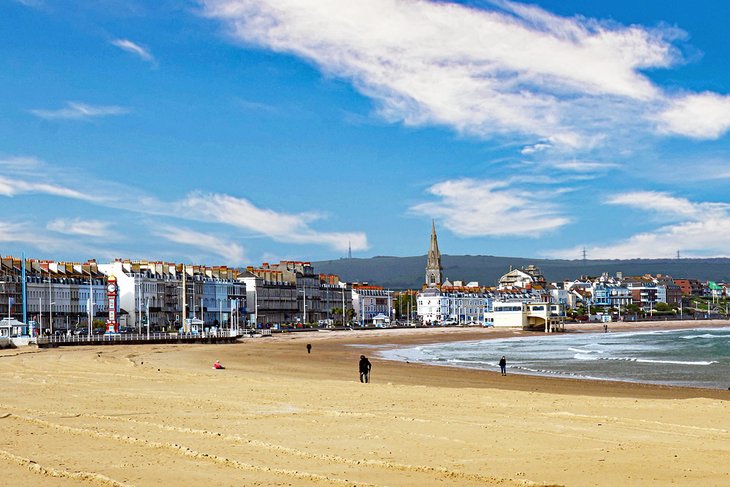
[4,0,730,266]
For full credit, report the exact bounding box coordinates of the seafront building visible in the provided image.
[98,260,246,331]
[351,284,393,326]
[0,238,724,337]
[0,257,107,334]
[498,264,547,291]
[417,286,490,325]
[240,261,352,326]
[416,225,560,329]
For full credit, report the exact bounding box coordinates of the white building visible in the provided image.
[485,300,565,332]
[498,265,547,291]
[352,286,393,326]
[416,287,490,325]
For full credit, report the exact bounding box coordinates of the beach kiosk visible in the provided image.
[372,313,391,328]
[0,318,26,337]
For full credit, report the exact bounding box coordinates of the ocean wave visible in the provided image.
[681,334,717,340]
[600,357,717,366]
[512,365,608,381]
[569,347,604,354]
[574,353,600,361]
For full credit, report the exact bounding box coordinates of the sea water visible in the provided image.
[379,327,730,389]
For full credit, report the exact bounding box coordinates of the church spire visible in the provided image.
[426,220,443,287]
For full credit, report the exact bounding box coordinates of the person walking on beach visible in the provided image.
[499,356,507,376]
[306,343,312,354]
[359,355,372,383]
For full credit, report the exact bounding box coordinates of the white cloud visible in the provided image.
[550,160,619,172]
[410,178,569,237]
[154,225,246,265]
[656,92,730,139]
[0,156,43,174]
[179,192,369,252]
[0,157,368,256]
[0,219,121,257]
[200,0,704,147]
[110,38,155,63]
[30,101,130,120]
[0,221,37,244]
[521,142,552,155]
[46,218,113,238]
[0,175,101,201]
[548,192,730,258]
[605,191,729,219]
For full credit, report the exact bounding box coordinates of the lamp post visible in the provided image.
[137,279,142,334]
[47,267,52,334]
[50,302,55,336]
[87,268,93,338]
[146,298,150,339]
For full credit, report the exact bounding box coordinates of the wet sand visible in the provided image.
[0,320,728,486]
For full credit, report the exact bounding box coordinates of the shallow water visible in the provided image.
[379,327,730,389]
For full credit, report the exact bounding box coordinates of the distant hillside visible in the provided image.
[314,255,730,290]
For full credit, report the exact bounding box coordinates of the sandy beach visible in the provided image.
[1,321,729,486]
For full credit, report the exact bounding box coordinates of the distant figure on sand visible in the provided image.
[604,324,608,333]
[306,343,312,354]
[499,356,507,376]
[213,360,225,370]
[359,355,372,383]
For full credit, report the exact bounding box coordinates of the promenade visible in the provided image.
[35,331,241,348]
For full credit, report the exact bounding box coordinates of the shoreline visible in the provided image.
[243,319,730,400]
[1,319,729,485]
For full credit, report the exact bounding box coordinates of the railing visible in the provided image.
[36,330,241,345]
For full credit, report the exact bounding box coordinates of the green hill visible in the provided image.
[314,255,730,290]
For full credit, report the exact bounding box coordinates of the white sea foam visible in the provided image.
[569,347,603,354]
[378,327,730,389]
[601,357,717,366]
[681,334,717,340]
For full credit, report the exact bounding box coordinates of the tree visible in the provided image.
[331,307,345,324]
[394,292,418,320]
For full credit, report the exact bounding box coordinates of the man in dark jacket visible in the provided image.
[499,356,507,376]
[359,355,372,383]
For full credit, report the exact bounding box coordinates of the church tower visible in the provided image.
[425,220,443,288]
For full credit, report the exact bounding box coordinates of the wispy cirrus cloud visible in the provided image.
[110,38,155,63]
[0,175,102,202]
[46,218,115,238]
[29,101,130,120]
[548,192,730,258]
[549,160,619,173]
[154,225,246,265]
[410,178,569,237]
[0,219,122,258]
[179,192,369,252]
[200,0,730,146]
[0,156,368,258]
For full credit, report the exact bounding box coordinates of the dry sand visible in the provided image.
[1,321,729,486]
